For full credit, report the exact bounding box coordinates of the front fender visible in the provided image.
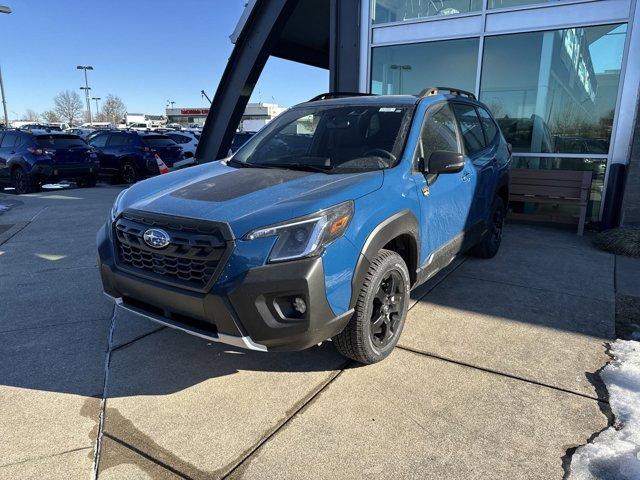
[348,209,419,309]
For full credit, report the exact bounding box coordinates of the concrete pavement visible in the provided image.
[0,186,614,479]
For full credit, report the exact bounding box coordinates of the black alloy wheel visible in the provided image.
[471,196,506,259]
[333,249,410,364]
[370,270,405,348]
[120,161,137,185]
[11,167,34,195]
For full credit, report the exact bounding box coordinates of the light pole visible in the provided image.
[389,64,412,95]
[92,97,101,117]
[0,5,12,127]
[77,65,94,125]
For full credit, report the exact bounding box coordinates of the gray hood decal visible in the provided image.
[170,168,312,202]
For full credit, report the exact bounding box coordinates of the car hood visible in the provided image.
[117,160,384,238]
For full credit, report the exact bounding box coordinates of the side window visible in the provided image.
[89,134,108,148]
[0,132,19,148]
[477,107,499,145]
[416,103,460,165]
[108,134,129,147]
[452,103,486,155]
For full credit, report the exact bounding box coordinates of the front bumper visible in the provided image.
[98,224,352,352]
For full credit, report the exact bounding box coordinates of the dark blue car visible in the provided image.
[99,88,511,364]
[0,129,100,194]
[88,130,184,184]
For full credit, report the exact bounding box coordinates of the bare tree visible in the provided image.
[100,94,127,125]
[54,90,85,125]
[42,110,61,123]
[22,109,40,121]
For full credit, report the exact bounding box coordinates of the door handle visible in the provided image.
[462,171,472,183]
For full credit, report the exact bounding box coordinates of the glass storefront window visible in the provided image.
[488,0,564,9]
[510,156,607,221]
[371,38,479,95]
[479,24,627,155]
[373,0,482,24]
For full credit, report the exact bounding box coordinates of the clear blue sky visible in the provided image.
[1,0,328,119]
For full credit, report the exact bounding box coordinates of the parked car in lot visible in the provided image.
[67,127,95,140]
[229,131,255,155]
[166,131,199,158]
[0,129,99,194]
[99,88,510,364]
[88,130,184,184]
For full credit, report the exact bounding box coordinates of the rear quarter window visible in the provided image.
[477,107,499,145]
[142,136,176,147]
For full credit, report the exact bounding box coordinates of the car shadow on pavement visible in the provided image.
[105,320,348,399]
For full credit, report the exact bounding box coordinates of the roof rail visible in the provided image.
[308,92,376,102]
[419,86,476,100]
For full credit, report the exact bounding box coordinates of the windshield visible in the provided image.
[36,135,86,148]
[232,105,412,172]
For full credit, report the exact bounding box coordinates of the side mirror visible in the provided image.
[427,151,465,174]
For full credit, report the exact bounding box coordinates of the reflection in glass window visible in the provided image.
[373,0,482,24]
[488,0,563,9]
[417,103,460,165]
[479,24,627,155]
[371,38,479,95]
[452,103,486,154]
[510,156,606,221]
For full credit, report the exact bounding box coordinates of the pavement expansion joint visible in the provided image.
[397,344,608,404]
[221,362,352,479]
[92,305,118,480]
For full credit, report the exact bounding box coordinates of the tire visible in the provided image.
[11,167,37,195]
[119,160,138,185]
[333,249,410,364]
[470,196,506,259]
[77,175,98,188]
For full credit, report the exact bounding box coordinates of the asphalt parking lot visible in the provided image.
[0,185,615,479]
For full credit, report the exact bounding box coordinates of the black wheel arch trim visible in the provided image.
[349,209,420,309]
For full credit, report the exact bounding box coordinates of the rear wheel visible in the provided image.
[119,160,138,185]
[471,196,505,259]
[11,167,37,195]
[333,249,409,364]
[77,175,98,188]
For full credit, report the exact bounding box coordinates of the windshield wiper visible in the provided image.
[227,158,269,168]
[262,163,334,174]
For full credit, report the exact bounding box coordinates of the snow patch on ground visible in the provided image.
[569,340,640,480]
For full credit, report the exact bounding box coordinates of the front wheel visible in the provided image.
[119,160,138,185]
[470,196,506,259]
[333,249,410,364]
[11,167,37,195]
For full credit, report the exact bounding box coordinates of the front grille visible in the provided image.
[113,210,233,292]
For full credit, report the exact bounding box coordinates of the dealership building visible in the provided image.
[198,0,640,228]
[167,103,285,131]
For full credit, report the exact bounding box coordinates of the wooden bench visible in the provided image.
[508,169,593,235]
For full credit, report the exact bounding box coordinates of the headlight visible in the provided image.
[110,189,127,222]
[244,201,354,263]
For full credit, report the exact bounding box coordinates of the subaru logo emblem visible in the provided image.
[143,228,170,249]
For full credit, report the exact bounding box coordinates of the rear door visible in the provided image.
[104,134,132,171]
[412,102,477,269]
[0,132,19,181]
[451,103,495,232]
[88,133,111,172]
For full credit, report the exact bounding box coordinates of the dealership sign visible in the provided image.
[180,108,209,115]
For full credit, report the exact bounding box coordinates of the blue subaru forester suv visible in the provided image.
[98,88,510,364]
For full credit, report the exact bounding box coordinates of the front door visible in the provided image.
[411,102,477,274]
